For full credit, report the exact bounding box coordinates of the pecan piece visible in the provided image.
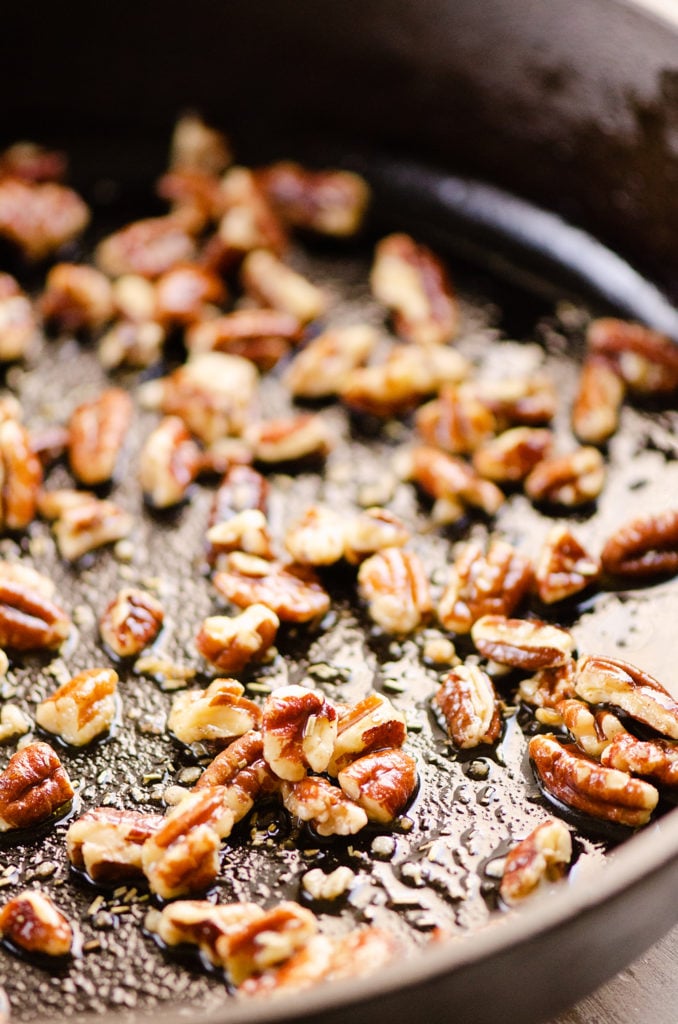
[284,505,346,566]
[206,510,274,564]
[154,352,257,443]
[370,233,458,346]
[601,731,678,787]
[139,415,200,509]
[284,324,377,398]
[499,819,572,906]
[53,497,133,560]
[281,776,367,836]
[574,654,678,740]
[246,413,332,464]
[0,891,73,957]
[0,141,66,183]
[259,161,370,237]
[0,179,90,260]
[587,317,678,394]
[337,747,418,823]
[357,547,431,635]
[187,308,301,370]
[66,806,164,882]
[0,282,38,361]
[68,387,133,486]
[0,579,70,651]
[149,900,264,970]
[517,661,577,709]
[529,734,658,827]
[437,539,533,634]
[571,354,625,444]
[195,731,279,821]
[343,507,410,564]
[600,509,678,579]
[213,553,330,623]
[40,262,114,332]
[99,587,164,657]
[556,699,625,759]
[95,215,196,279]
[154,263,226,326]
[328,692,407,775]
[0,418,43,530]
[37,487,96,522]
[525,447,605,507]
[219,902,318,985]
[168,678,263,746]
[241,250,326,324]
[434,665,501,748]
[208,167,287,268]
[471,615,575,670]
[0,741,74,830]
[340,344,468,417]
[36,667,118,747]
[416,385,496,454]
[169,114,232,176]
[262,684,337,781]
[406,446,504,522]
[535,526,601,604]
[98,319,166,370]
[472,374,557,428]
[195,605,279,673]
[472,427,554,483]
[210,464,268,525]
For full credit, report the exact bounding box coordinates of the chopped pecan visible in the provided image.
[0,561,55,598]
[0,178,90,260]
[337,747,418,823]
[281,776,367,836]
[406,446,504,522]
[587,317,678,395]
[0,284,38,361]
[156,352,258,443]
[416,385,496,454]
[343,507,410,564]
[471,374,557,428]
[210,464,268,526]
[68,387,133,486]
[40,263,114,332]
[370,233,458,346]
[195,730,279,820]
[37,487,96,522]
[213,553,330,623]
[0,891,73,957]
[53,497,133,560]
[36,667,118,747]
[471,615,575,670]
[206,510,274,563]
[472,427,554,483]
[340,344,469,418]
[199,437,253,478]
[437,539,533,634]
[187,308,301,370]
[517,661,577,709]
[284,324,377,398]
[434,665,501,748]
[154,263,226,326]
[0,418,43,530]
[196,605,278,673]
[601,731,678,787]
[0,741,74,830]
[327,692,407,775]
[0,579,70,651]
[556,699,625,758]
[241,249,326,323]
[149,899,264,969]
[220,901,318,985]
[66,806,164,882]
[535,526,601,604]
[357,547,431,635]
[499,819,572,905]
[284,505,346,566]
[262,684,337,781]
[301,866,355,902]
[525,447,605,507]
[99,319,166,370]
[157,169,224,231]
[259,161,370,237]
[169,114,232,176]
[95,215,196,279]
[29,423,70,468]
[529,733,658,827]
[112,273,158,321]
[207,167,287,268]
[600,509,678,579]
[571,354,625,445]
[0,141,66,183]
[246,413,332,464]
[99,587,164,657]
[0,705,30,743]
[168,677,263,746]
[139,415,200,509]
[574,654,678,740]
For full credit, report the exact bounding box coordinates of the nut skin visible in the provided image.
[587,317,678,394]
[216,901,318,985]
[194,730,279,821]
[337,747,418,824]
[168,678,263,746]
[35,667,118,747]
[241,249,326,324]
[99,587,165,658]
[471,615,575,670]
[68,387,133,486]
[574,654,678,740]
[149,900,264,969]
[139,416,201,509]
[600,731,678,787]
[0,579,70,651]
[600,509,678,579]
[281,776,368,836]
[0,419,43,531]
[95,215,196,279]
[499,819,572,906]
[529,734,658,828]
[524,447,605,507]
[357,547,432,635]
[472,427,554,483]
[0,891,73,957]
[66,806,164,882]
[328,692,407,776]
[556,699,625,759]
[40,262,114,332]
[258,161,370,237]
[262,685,337,781]
[0,179,90,260]
[213,554,330,623]
[535,526,601,604]
[187,309,301,371]
[195,604,279,673]
[0,741,74,831]
[434,665,501,749]
[571,355,625,445]
[53,498,133,561]
[437,539,533,634]
[284,324,377,399]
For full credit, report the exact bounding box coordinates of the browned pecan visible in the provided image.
[282,776,367,836]
[358,547,431,635]
[95,215,196,279]
[370,233,458,346]
[37,487,96,522]
[206,510,274,564]
[169,114,232,176]
[284,324,377,398]
[111,274,158,321]
[40,263,114,332]
[168,678,263,746]
[328,692,407,775]
[53,497,133,560]
[213,553,331,623]
[337,747,418,823]
[587,317,678,394]
[0,891,73,957]
[0,579,70,651]
[154,263,226,326]
[284,505,346,566]
[529,734,658,827]
[0,561,54,598]
[343,508,410,565]
[206,167,287,269]
[471,374,557,428]
[574,654,678,740]
[196,605,279,673]
[0,741,74,831]
[472,427,554,483]
[36,667,118,747]
[406,446,505,522]
[148,900,265,970]
[258,161,370,237]
[571,354,625,444]
[198,437,253,478]
[600,509,678,579]
[556,699,625,759]
[29,424,70,468]
[246,413,332,463]
[601,731,678,787]
[517,660,577,709]
[0,141,66,183]
[471,615,575,670]
[68,387,133,486]
[437,539,533,634]
[241,250,326,323]
[194,730,279,820]
[99,587,164,658]
[340,344,469,418]
[525,447,605,506]
[215,901,318,985]
[0,418,42,530]
[499,819,572,906]
[153,352,258,444]
[98,320,166,370]
[210,464,268,527]
[535,525,601,604]
[262,684,337,781]
[187,308,301,370]
[434,665,501,748]
[415,385,496,455]
[0,282,38,361]
[157,169,225,230]
[66,806,164,882]
[139,416,201,509]
[0,179,90,260]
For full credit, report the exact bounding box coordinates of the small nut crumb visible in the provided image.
[301,866,355,901]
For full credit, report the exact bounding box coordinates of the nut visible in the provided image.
[207,167,287,269]
[343,507,410,564]
[406,445,505,521]
[258,161,370,236]
[284,324,377,398]
[0,705,31,743]
[601,731,678,787]
[187,308,301,370]
[148,899,264,969]
[216,901,318,985]
[37,487,96,522]
[40,262,114,331]
[95,215,196,279]
[241,249,326,323]
[471,374,557,428]
[36,667,118,747]
[262,684,337,781]
[472,427,554,483]
[529,733,658,827]
[195,730,279,821]
[0,178,90,260]
[139,415,200,509]
[210,464,268,525]
[337,747,418,823]
[246,414,332,463]
[281,776,367,836]
[0,285,38,361]
[434,665,501,748]
[499,819,572,905]
[524,447,606,507]
[0,578,70,651]
[0,891,73,957]
[168,677,263,746]
[195,605,279,673]
[68,387,133,486]
[0,741,74,831]
[0,560,54,598]
[0,418,43,530]
[29,424,70,468]
[327,692,407,775]
[534,525,601,604]
[370,233,458,346]
[517,661,577,709]
[206,510,274,563]
[587,317,678,394]
[571,354,625,444]
[169,114,232,175]
[600,509,678,579]
[66,806,164,882]
[154,263,226,326]
[471,615,575,670]
[301,866,355,901]
[99,587,165,657]
[415,385,495,454]
[574,654,678,739]
[199,437,253,478]
[98,319,166,370]
[53,497,133,560]
[556,699,625,759]
[437,539,533,634]
[284,505,346,566]
[112,274,158,321]
[357,547,432,635]
[157,352,258,443]
[0,141,66,183]
[213,553,331,623]
[340,344,469,417]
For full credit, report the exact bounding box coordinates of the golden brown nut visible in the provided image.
[169,114,232,176]
[53,497,133,560]
[343,508,410,565]
[471,615,575,670]
[217,901,318,985]
[571,354,625,445]
[358,547,431,635]
[195,730,279,821]
[0,578,70,651]
[0,418,43,531]
[284,505,346,566]
[0,281,38,361]
[0,179,90,260]
[601,731,678,787]
[284,324,377,398]
[338,747,418,823]
[600,509,678,579]
[0,141,66,183]
[241,249,326,323]
[259,161,371,237]
[262,684,337,781]
[535,525,601,604]
[405,445,504,522]
[68,387,133,486]
[187,308,301,370]
[0,741,74,831]
[517,661,577,709]
[148,899,264,969]
[471,374,557,428]
[574,654,678,740]
[66,806,164,882]
[154,262,226,326]
[472,427,554,483]
[587,317,678,395]
[168,678,262,746]
[36,667,118,747]
[209,166,287,268]
[525,447,605,507]
[195,605,279,673]
[98,319,166,370]
[206,510,274,564]
[327,692,407,775]
[154,352,258,444]
[37,487,96,522]
[281,776,367,836]
[139,415,201,510]
[499,819,572,905]
[340,344,469,418]
[213,553,330,623]
[99,587,164,657]
[416,385,495,454]
[210,464,268,525]
[435,665,501,748]
[0,891,73,957]
[95,215,196,279]
[437,539,533,634]
[556,699,625,759]
[40,262,114,331]
[246,414,332,464]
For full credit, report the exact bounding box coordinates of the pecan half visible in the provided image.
[206,510,274,564]
[556,699,625,759]
[416,385,495,454]
[281,776,367,836]
[337,747,418,823]
[40,262,114,332]
[471,615,575,670]
[187,308,301,370]
[434,665,501,748]
[327,692,407,775]
[196,605,279,673]
[0,891,73,957]
[195,731,279,821]
[213,553,330,623]
[53,497,133,560]
[95,215,196,279]
[574,654,678,739]
[601,731,678,787]
[36,667,118,747]
[571,354,625,445]
[99,587,164,657]
[0,418,43,531]
[148,900,264,970]
[246,414,332,464]
[406,446,504,522]
[525,447,606,507]
[68,387,133,486]
[0,579,70,651]
[357,547,432,635]
[284,505,346,566]
[437,539,533,634]
[262,685,337,781]
[66,806,164,882]
[529,733,658,827]
[0,179,90,260]
[343,507,410,565]
[340,344,469,418]
[600,510,678,579]
[284,324,377,399]
[154,263,226,326]
[241,250,326,324]
[168,678,263,746]
[587,317,678,395]
[517,661,577,709]
[0,741,74,830]
[499,819,572,906]
[0,285,38,361]
[472,427,554,483]
[139,416,201,509]
[259,161,370,237]
[535,525,601,604]
[156,352,258,443]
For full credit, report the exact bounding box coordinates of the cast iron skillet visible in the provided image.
[4,2,678,1022]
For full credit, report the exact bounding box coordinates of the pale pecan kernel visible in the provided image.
[0,560,54,598]
[556,699,625,759]
[535,526,601,604]
[53,498,133,561]
[499,819,572,906]
[194,731,279,820]
[29,424,70,468]
[340,344,469,418]
[95,215,196,279]
[587,317,678,394]
[262,684,337,781]
[68,387,133,486]
[241,250,326,324]
[327,692,407,776]
[36,667,118,747]
[337,747,418,823]
[99,587,164,657]
[343,507,410,565]
[0,418,43,530]
[0,141,66,183]
[0,705,30,743]
[259,161,370,237]
[168,677,263,746]
[0,741,74,830]
[435,665,501,748]
[370,233,458,346]
[199,437,253,478]
[472,427,554,483]
[284,505,346,566]
[571,355,625,444]
[139,416,200,509]
[0,286,37,361]
[524,447,606,506]
[529,734,658,827]
[216,901,318,985]
[601,731,678,787]
[154,262,226,326]
[158,352,258,443]
[66,806,164,882]
[0,579,70,651]
[187,308,301,370]
[437,539,533,634]
[40,262,114,332]
[517,661,577,709]
[471,615,575,670]
[471,374,557,428]
[112,274,158,322]
[149,900,264,970]
[574,654,678,740]
[281,776,368,836]
[246,414,332,464]
[284,324,377,398]
[169,114,232,176]
[37,487,96,522]
[301,866,355,902]
[600,509,678,579]
[0,178,90,260]
[406,446,504,521]
[0,391,22,421]
[213,554,330,623]
[357,547,432,635]
[196,605,279,674]
[206,510,274,564]
[210,464,268,526]
[0,891,73,957]
[415,385,496,455]
[100,319,166,370]
[211,167,287,266]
